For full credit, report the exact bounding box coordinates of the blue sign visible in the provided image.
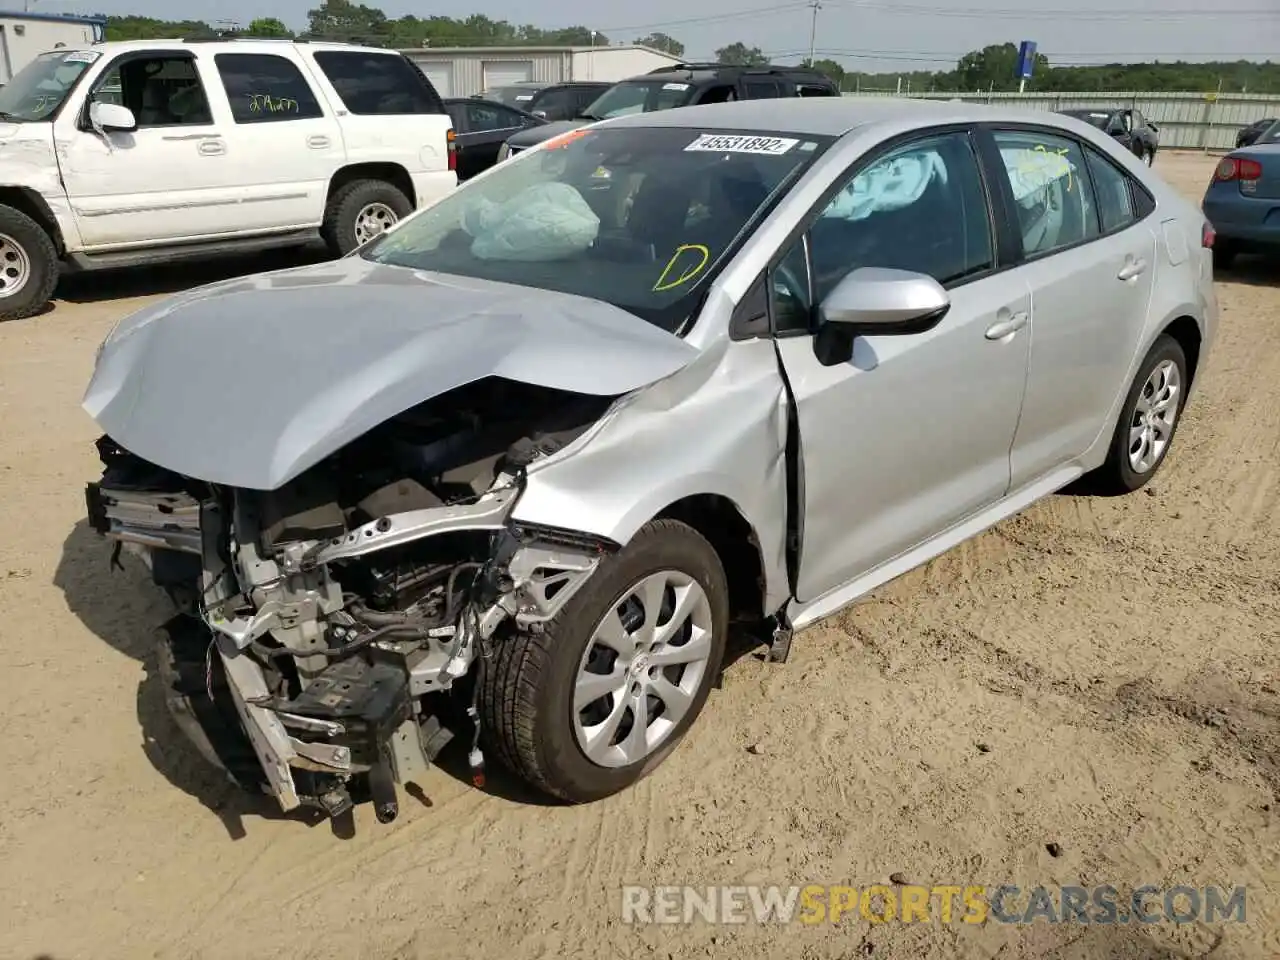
[1016,41,1038,79]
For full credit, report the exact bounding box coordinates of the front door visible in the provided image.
[987,128,1159,488]
[774,130,1032,603]
[55,50,239,246]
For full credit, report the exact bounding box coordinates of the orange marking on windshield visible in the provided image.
[544,129,591,151]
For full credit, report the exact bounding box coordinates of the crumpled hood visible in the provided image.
[83,257,698,490]
[505,119,589,150]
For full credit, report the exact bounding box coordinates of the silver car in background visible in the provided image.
[80,98,1217,823]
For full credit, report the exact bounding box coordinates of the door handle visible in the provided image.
[198,139,225,156]
[985,311,1028,340]
[307,134,330,149]
[1117,258,1148,281]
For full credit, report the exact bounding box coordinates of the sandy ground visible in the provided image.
[1,151,1277,960]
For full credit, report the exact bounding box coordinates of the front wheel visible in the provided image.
[1144,147,1156,166]
[321,179,413,257]
[1092,334,1188,494]
[479,519,729,803]
[0,204,59,322]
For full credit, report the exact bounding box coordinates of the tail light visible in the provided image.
[1201,221,1215,248]
[447,128,457,173]
[1214,156,1262,182]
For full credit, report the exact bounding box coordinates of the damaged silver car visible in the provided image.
[81,99,1216,821]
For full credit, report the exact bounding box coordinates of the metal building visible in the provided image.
[0,10,106,83]
[401,44,682,98]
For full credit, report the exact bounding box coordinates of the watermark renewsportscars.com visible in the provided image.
[621,884,1249,926]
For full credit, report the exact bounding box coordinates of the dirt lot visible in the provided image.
[1,151,1277,960]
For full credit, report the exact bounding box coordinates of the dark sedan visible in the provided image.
[1236,117,1279,149]
[442,98,546,180]
[1059,107,1160,164]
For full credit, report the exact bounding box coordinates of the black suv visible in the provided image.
[499,63,839,159]
[479,80,613,121]
[1059,107,1160,165]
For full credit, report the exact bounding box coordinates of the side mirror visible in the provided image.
[89,101,136,133]
[813,267,950,367]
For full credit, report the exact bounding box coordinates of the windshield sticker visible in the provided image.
[662,82,690,91]
[653,244,710,292]
[63,50,101,64]
[684,134,799,156]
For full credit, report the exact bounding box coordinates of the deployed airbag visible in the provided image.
[462,182,600,261]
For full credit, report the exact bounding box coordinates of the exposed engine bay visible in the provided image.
[85,377,618,822]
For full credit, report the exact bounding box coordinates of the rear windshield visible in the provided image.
[363,126,833,332]
[311,51,442,114]
[482,86,540,107]
[582,80,697,120]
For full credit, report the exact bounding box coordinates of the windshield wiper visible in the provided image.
[0,111,26,123]
[576,111,603,121]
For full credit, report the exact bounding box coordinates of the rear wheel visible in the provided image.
[0,204,58,322]
[1091,334,1188,494]
[321,179,413,257]
[479,519,729,803]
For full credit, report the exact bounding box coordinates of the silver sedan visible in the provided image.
[82,97,1218,820]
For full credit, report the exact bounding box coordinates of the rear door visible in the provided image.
[303,49,456,207]
[455,100,533,179]
[208,51,344,230]
[984,126,1158,488]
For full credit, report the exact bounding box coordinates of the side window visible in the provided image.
[96,55,212,128]
[466,101,523,132]
[214,54,323,124]
[311,51,441,115]
[806,132,994,305]
[1083,146,1136,233]
[993,130,1098,258]
[697,84,736,104]
[770,236,813,333]
[797,83,837,97]
[530,87,573,119]
[742,78,782,99]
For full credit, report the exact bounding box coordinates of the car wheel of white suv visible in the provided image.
[479,519,729,803]
[321,179,414,257]
[1094,334,1188,493]
[0,204,59,322]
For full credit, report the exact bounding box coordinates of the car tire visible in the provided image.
[1212,242,1238,271]
[1093,334,1189,494]
[1144,147,1156,166]
[0,204,58,322]
[478,519,729,803]
[320,179,413,257]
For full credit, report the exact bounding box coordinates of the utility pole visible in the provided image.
[807,0,821,67]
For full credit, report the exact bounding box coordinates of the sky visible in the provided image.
[30,0,1280,73]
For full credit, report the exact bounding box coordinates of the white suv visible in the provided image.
[0,38,458,320]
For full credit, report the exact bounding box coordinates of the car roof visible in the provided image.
[635,63,834,85]
[69,37,398,55]
[598,96,1077,139]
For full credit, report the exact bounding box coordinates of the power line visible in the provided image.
[820,0,1276,20]
[755,47,1278,66]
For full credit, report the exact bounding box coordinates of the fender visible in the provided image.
[512,335,795,616]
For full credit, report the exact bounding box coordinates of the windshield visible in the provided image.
[363,126,830,332]
[580,80,696,119]
[1258,120,1280,144]
[0,49,99,121]
[1062,110,1113,130]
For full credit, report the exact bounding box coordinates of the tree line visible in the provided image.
[101,3,1278,94]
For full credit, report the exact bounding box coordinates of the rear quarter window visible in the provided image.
[311,51,443,115]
